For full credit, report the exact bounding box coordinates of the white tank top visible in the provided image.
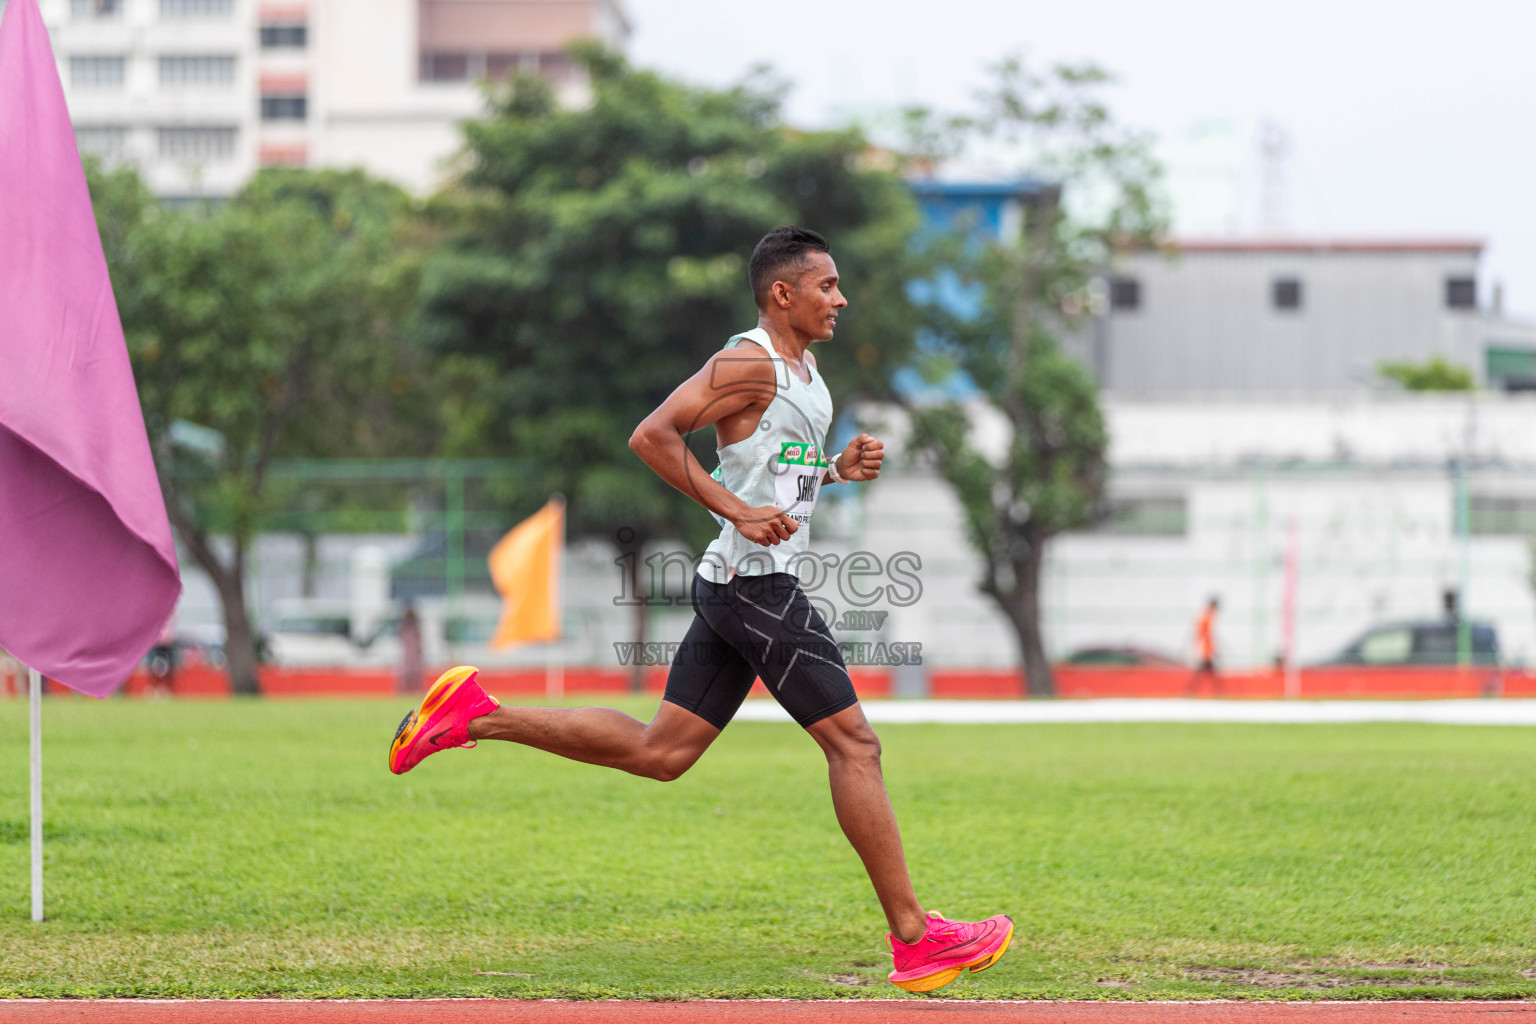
[697,327,835,583]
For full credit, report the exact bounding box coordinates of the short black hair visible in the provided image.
[748,226,830,307]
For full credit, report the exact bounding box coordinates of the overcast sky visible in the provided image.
[626,0,1536,319]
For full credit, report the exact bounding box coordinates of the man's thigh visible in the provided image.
[697,573,859,730]
[660,600,759,730]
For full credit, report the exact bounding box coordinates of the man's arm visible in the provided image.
[629,346,800,547]
[800,341,887,486]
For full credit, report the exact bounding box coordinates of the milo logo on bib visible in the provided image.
[775,441,828,525]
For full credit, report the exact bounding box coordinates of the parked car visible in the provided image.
[265,603,366,666]
[143,624,227,674]
[1062,645,1185,668]
[262,597,522,668]
[263,600,408,667]
[1321,619,1499,667]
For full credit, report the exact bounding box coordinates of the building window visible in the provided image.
[420,50,574,83]
[1093,496,1187,535]
[71,0,122,17]
[75,124,129,160]
[420,52,470,81]
[160,0,233,17]
[1470,495,1536,535]
[260,23,308,48]
[160,55,236,87]
[484,53,524,79]
[261,94,307,120]
[1108,276,1140,311]
[69,55,126,88]
[538,52,574,81]
[1272,277,1302,311]
[1446,276,1477,309]
[157,125,237,161]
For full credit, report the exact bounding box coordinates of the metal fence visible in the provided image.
[159,459,1536,674]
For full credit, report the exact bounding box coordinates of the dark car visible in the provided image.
[144,625,228,675]
[1322,619,1499,667]
[1062,645,1186,668]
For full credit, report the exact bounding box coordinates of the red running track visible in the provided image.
[4,1002,1534,1023]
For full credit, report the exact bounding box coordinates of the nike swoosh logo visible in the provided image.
[928,924,998,959]
[428,729,453,747]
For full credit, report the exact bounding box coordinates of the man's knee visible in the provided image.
[635,744,700,782]
[825,722,882,765]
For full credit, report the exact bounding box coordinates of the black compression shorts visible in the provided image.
[662,572,859,730]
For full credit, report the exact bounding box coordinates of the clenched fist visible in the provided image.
[733,505,800,546]
[834,433,884,482]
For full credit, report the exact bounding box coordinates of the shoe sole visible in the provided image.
[890,917,1014,994]
[389,667,479,774]
[964,918,1014,975]
[392,707,417,744]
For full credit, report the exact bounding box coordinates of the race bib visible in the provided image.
[774,442,826,525]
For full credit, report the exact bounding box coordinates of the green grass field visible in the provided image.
[1,697,1534,1000]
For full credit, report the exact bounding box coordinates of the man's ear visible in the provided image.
[772,279,794,308]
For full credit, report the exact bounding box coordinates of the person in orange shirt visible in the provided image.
[1186,597,1224,697]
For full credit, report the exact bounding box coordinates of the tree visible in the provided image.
[904,58,1167,696]
[1379,356,1474,392]
[92,164,428,693]
[418,48,925,689]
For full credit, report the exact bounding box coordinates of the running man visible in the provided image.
[388,226,1013,993]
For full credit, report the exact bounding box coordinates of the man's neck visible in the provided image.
[757,315,812,362]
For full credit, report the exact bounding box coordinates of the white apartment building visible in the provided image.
[43,0,628,197]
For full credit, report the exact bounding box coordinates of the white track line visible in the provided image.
[733,698,1536,725]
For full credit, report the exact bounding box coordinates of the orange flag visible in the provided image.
[488,496,564,648]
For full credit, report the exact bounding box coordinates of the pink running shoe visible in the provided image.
[887,911,1014,992]
[388,666,500,775]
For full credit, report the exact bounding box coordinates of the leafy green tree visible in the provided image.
[419,48,925,689]
[1379,356,1474,391]
[904,59,1166,696]
[92,163,428,693]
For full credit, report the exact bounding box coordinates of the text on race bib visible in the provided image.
[774,442,827,525]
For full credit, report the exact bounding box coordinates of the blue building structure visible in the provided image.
[898,176,1052,401]
[908,177,1050,243]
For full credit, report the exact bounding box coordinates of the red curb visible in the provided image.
[99,664,1536,700]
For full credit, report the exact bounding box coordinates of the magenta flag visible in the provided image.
[0,0,181,696]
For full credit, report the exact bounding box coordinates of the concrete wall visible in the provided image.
[1101,244,1489,396]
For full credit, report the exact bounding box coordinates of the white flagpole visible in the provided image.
[29,666,43,922]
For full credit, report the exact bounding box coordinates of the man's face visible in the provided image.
[786,252,847,341]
